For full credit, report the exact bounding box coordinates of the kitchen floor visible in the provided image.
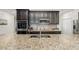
[0,34,79,50]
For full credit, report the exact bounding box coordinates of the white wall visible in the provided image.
[0,11,15,35]
[59,10,78,34]
[62,19,73,34]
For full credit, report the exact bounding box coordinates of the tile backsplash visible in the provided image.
[30,24,59,31]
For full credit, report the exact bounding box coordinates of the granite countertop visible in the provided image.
[0,34,79,50]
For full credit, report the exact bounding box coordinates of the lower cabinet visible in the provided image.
[17,31,27,34]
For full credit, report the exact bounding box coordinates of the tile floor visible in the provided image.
[0,34,79,50]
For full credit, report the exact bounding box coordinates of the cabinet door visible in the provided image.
[17,10,21,20]
[51,11,59,24]
[55,11,59,24]
[54,12,59,24]
[20,10,29,20]
[17,9,29,20]
[51,12,55,24]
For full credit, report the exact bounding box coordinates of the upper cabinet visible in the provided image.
[16,10,59,24]
[51,11,59,24]
[30,11,59,24]
[16,9,29,20]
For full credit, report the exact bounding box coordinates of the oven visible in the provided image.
[17,20,28,30]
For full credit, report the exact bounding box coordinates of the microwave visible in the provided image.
[40,18,49,24]
[17,20,28,29]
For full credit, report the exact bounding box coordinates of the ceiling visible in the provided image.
[0,9,78,16]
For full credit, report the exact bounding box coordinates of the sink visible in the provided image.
[30,34,51,38]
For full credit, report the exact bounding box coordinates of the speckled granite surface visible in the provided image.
[0,34,79,50]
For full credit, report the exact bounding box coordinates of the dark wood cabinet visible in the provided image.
[51,11,59,24]
[30,11,59,24]
[16,9,29,34]
[17,9,29,20]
